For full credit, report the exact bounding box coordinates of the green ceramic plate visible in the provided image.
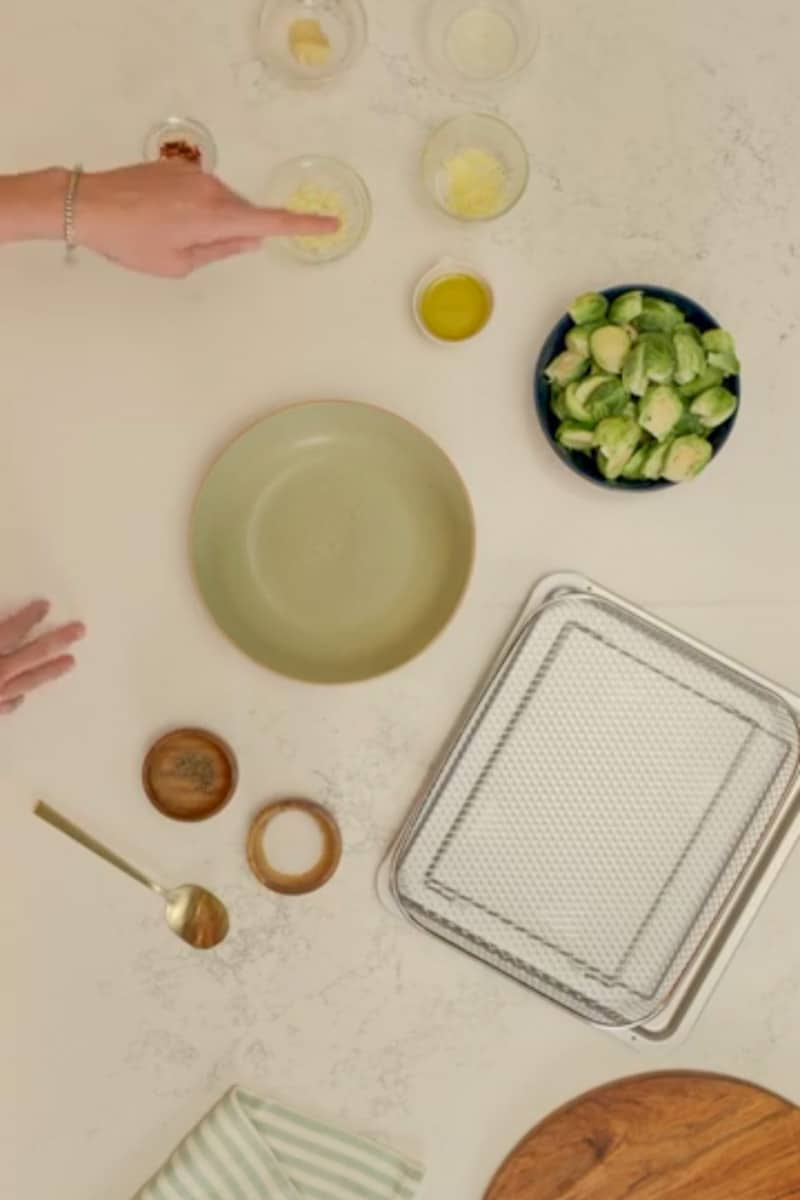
[190,401,475,683]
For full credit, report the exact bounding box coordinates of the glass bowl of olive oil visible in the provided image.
[413,260,494,343]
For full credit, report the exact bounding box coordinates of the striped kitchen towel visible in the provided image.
[134,1087,425,1200]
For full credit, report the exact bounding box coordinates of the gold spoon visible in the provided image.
[35,801,230,950]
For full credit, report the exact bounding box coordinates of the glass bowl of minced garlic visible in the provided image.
[257,0,367,85]
[422,112,529,222]
[264,156,372,264]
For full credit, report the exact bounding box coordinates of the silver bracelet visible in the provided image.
[64,164,83,262]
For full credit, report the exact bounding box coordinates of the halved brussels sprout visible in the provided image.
[662,435,713,482]
[690,386,738,429]
[545,349,589,387]
[568,292,609,325]
[590,325,632,375]
[622,342,649,397]
[638,385,684,442]
[673,329,706,386]
[556,421,595,454]
[634,297,683,334]
[608,290,644,324]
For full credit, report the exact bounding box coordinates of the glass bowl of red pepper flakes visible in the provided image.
[143,116,218,172]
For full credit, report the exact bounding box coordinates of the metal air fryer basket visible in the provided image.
[384,575,800,1040]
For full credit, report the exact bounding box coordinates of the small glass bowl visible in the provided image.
[423,0,538,87]
[143,116,217,171]
[264,155,371,264]
[413,258,495,344]
[257,0,367,86]
[422,112,528,222]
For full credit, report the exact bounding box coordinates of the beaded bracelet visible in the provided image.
[64,164,83,262]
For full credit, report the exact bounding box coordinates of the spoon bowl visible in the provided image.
[164,884,230,949]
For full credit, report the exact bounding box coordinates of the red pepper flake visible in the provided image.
[159,139,202,164]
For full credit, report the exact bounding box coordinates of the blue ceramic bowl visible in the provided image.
[533,284,740,491]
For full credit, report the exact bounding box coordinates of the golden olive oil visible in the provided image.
[419,272,493,341]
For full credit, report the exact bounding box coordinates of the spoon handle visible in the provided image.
[34,802,161,896]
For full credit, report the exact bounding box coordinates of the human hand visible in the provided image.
[75,161,339,277]
[0,601,85,715]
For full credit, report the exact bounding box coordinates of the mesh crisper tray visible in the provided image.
[392,591,800,1028]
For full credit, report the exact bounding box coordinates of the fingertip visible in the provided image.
[246,207,341,238]
[57,622,86,644]
[290,213,341,232]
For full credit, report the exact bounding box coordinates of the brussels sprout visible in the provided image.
[608,290,644,324]
[690,385,738,429]
[564,374,610,422]
[634,296,683,334]
[707,349,741,377]
[679,365,725,399]
[641,440,671,480]
[556,421,595,454]
[594,417,641,480]
[590,325,632,374]
[621,322,639,344]
[565,321,602,357]
[701,329,740,376]
[598,447,637,481]
[568,292,609,325]
[662,435,713,482]
[621,445,649,480]
[673,329,707,385]
[639,332,676,384]
[638,385,684,441]
[594,416,640,449]
[622,341,649,397]
[674,321,703,342]
[585,378,628,421]
[545,350,589,387]
[702,328,736,353]
[550,387,569,422]
[673,409,705,436]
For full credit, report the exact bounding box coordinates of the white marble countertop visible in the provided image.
[2,1,800,1196]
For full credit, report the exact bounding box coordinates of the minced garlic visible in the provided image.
[286,183,347,255]
[289,17,331,67]
[442,146,509,219]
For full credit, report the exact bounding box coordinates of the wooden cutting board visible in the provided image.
[484,1072,800,1200]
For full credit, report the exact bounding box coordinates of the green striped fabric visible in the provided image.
[134,1088,425,1200]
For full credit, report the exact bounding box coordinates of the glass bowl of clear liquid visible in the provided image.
[423,0,538,87]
